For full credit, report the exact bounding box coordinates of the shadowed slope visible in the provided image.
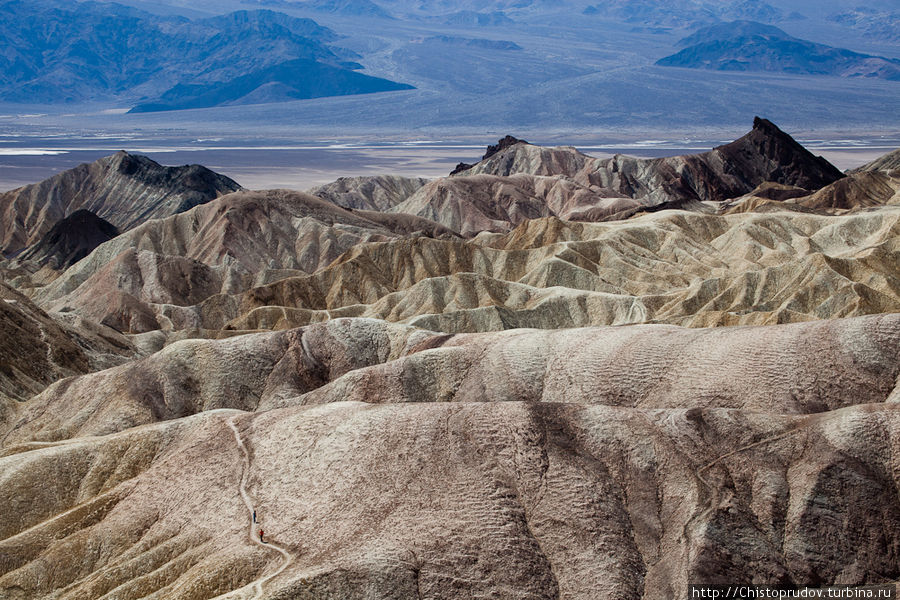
[454,119,844,207]
[4,314,898,444]
[2,393,900,597]
[32,189,455,333]
[1,319,430,443]
[1,317,897,594]
[0,152,241,258]
[176,207,900,333]
[18,210,120,270]
[0,281,135,433]
[27,204,900,335]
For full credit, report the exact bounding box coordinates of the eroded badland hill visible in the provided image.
[1,119,899,599]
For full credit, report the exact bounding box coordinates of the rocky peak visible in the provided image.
[109,150,153,175]
[450,135,530,176]
[482,135,529,160]
[715,116,845,191]
[450,161,475,176]
[0,151,242,257]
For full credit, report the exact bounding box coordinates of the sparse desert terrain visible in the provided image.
[1,119,899,599]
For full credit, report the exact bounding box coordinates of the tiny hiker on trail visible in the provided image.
[253,510,257,523]
[259,529,265,543]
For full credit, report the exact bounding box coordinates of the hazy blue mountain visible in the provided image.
[0,0,898,129]
[675,20,788,47]
[829,8,900,43]
[657,20,900,80]
[374,0,563,17]
[424,36,522,51]
[581,0,793,26]
[130,58,413,112]
[0,0,411,108]
[0,0,187,101]
[239,0,394,19]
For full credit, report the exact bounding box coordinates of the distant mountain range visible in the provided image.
[0,0,897,126]
[582,0,803,26]
[657,20,900,80]
[240,0,394,18]
[828,8,900,43]
[0,0,412,110]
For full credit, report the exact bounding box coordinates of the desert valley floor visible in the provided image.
[1,119,899,599]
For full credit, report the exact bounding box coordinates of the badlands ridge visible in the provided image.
[1,119,899,599]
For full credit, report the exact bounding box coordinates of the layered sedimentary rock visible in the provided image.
[390,173,638,236]
[308,175,429,211]
[144,206,899,333]
[857,148,900,174]
[2,319,430,442]
[721,172,900,215]
[31,189,456,332]
[0,151,241,257]
[455,118,844,207]
[5,314,897,444]
[1,314,899,598]
[2,123,900,599]
[0,282,135,413]
[795,171,900,211]
[15,121,891,337]
[455,141,594,179]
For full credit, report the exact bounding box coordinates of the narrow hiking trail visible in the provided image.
[227,417,294,599]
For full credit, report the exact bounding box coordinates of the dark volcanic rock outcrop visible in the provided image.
[482,134,528,161]
[712,117,845,193]
[10,121,892,336]
[18,209,120,270]
[450,161,475,175]
[384,119,847,236]
[450,134,529,177]
[0,151,241,258]
[2,125,900,599]
[456,118,844,206]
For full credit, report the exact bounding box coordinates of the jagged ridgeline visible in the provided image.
[5,118,896,336]
[1,119,899,599]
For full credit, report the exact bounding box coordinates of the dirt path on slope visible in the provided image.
[227,417,294,599]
